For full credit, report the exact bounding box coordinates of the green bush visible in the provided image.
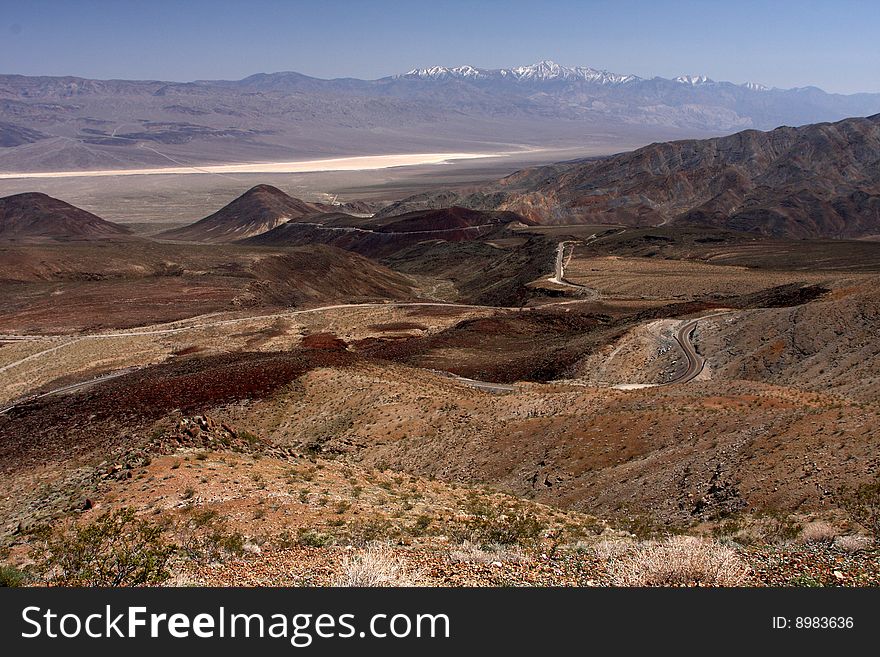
[297,530,333,547]
[0,564,28,587]
[458,498,546,547]
[841,477,880,541]
[32,508,174,587]
[473,510,545,546]
[174,508,245,562]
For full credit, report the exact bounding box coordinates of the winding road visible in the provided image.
[666,311,731,385]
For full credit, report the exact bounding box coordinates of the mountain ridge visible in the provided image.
[380,113,880,238]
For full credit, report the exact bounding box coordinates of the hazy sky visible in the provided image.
[2,0,879,94]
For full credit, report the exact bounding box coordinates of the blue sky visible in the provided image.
[1,0,878,93]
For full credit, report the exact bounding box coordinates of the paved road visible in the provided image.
[0,292,730,412]
[548,241,578,285]
[429,370,515,394]
[0,301,533,346]
[666,312,731,385]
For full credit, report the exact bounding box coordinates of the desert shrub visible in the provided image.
[607,536,750,587]
[617,514,672,540]
[332,544,419,587]
[754,511,801,544]
[799,521,837,544]
[0,564,28,587]
[589,539,636,560]
[346,518,398,544]
[174,508,245,562]
[297,530,333,547]
[713,511,800,546]
[409,514,433,537]
[32,507,175,587]
[788,574,824,588]
[457,499,545,547]
[840,478,880,540]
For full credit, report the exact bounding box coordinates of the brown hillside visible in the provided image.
[157,184,324,242]
[0,192,132,242]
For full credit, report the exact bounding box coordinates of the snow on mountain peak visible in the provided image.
[400,61,640,85]
[675,74,713,86]
[400,63,772,92]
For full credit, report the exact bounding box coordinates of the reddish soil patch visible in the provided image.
[172,345,205,356]
[367,321,428,331]
[301,333,348,350]
[356,309,610,382]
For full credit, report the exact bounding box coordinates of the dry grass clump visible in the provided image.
[798,521,838,544]
[588,538,635,560]
[833,534,873,553]
[607,536,750,587]
[449,541,528,564]
[332,544,420,587]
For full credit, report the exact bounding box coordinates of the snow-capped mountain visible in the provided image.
[400,61,774,92]
[2,61,877,175]
[401,60,640,85]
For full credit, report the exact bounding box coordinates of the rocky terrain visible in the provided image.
[243,205,535,259]
[0,238,420,333]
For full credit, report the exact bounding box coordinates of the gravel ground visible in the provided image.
[177,541,879,588]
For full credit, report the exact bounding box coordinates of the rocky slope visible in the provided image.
[385,114,880,238]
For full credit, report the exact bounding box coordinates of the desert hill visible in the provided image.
[0,192,132,242]
[157,184,324,243]
[0,241,418,332]
[0,121,47,148]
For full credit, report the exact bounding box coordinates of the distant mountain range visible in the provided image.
[400,60,642,85]
[1,61,879,172]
